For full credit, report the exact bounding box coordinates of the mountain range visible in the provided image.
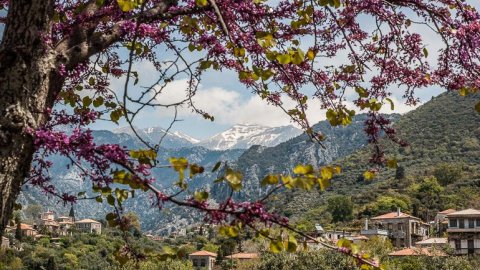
[17,92,479,235]
[112,124,302,150]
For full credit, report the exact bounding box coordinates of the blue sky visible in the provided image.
[87,1,478,140]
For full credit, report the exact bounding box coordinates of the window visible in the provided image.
[476,219,480,227]
[398,223,402,231]
[469,219,475,228]
[450,219,457,227]
[459,219,465,229]
[200,259,206,267]
[192,259,198,266]
[455,240,461,250]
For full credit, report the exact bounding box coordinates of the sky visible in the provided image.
[90,1,479,140]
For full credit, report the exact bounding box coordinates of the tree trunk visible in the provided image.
[0,1,61,238]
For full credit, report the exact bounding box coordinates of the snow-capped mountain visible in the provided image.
[197,124,303,150]
[112,126,199,148]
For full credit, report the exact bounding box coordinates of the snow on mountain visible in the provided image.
[112,126,199,149]
[197,124,303,150]
[172,131,200,144]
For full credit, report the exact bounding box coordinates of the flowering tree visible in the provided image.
[0,0,479,267]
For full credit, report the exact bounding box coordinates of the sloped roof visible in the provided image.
[190,250,217,257]
[415,238,448,245]
[20,223,34,230]
[389,248,446,257]
[227,253,259,259]
[446,209,480,217]
[371,212,420,220]
[438,209,456,215]
[75,219,100,224]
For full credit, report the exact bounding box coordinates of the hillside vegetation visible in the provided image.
[274,92,480,228]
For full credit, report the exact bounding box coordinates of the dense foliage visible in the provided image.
[0,0,480,268]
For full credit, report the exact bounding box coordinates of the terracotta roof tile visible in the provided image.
[371,212,419,220]
[227,253,259,259]
[20,223,34,230]
[190,250,217,257]
[389,247,446,257]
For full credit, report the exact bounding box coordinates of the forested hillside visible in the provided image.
[274,92,480,229]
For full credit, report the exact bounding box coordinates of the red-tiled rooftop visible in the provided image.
[20,223,33,230]
[189,250,217,257]
[389,248,446,257]
[227,253,259,259]
[371,211,419,220]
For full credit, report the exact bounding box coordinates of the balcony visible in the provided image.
[361,229,389,237]
[447,227,480,233]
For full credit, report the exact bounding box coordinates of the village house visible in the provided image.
[75,219,102,234]
[1,237,9,249]
[36,210,60,234]
[434,209,456,235]
[58,217,75,236]
[189,250,216,270]
[367,208,429,248]
[446,208,480,255]
[145,234,163,241]
[361,218,389,240]
[20,223,37,237]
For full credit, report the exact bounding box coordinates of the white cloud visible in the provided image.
[150,80,420,128]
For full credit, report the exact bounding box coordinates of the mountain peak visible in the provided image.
[197,124,302,150]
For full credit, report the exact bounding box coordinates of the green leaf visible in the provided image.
[225,169,243,191]
[337,238,352,249]
[385,97,395,111]
[355,86,369,98]
[476,101,480,114]
[189,164,205,178]
[363,171,375,181]
[269,239,284,253]
[106,212,117,221]
[95,196,103,203]
[307,49,315,60]
[291,49,305,65]
[276,54,291,65]
[219,225,239,238]
[423,47,429,58]
[320,167,334,180]
[387,159,398,169]
[212,161,222,172]
[117,0,141,12]
[88,77,96,86]
[195,0,208,6]
[286,235,298,252]
[82,96,92,107]
[93,96,104,108]
[261,175,279,186]
[293,164,314,175]
[107,195,115,206]
[194,190,209,202]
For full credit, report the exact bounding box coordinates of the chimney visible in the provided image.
[365,219,369,230]
[397,207,401,217]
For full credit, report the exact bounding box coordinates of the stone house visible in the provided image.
[189,250,216,270]
[75,219,102,234]
[446,209,480,255]
[369,208,429,248]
